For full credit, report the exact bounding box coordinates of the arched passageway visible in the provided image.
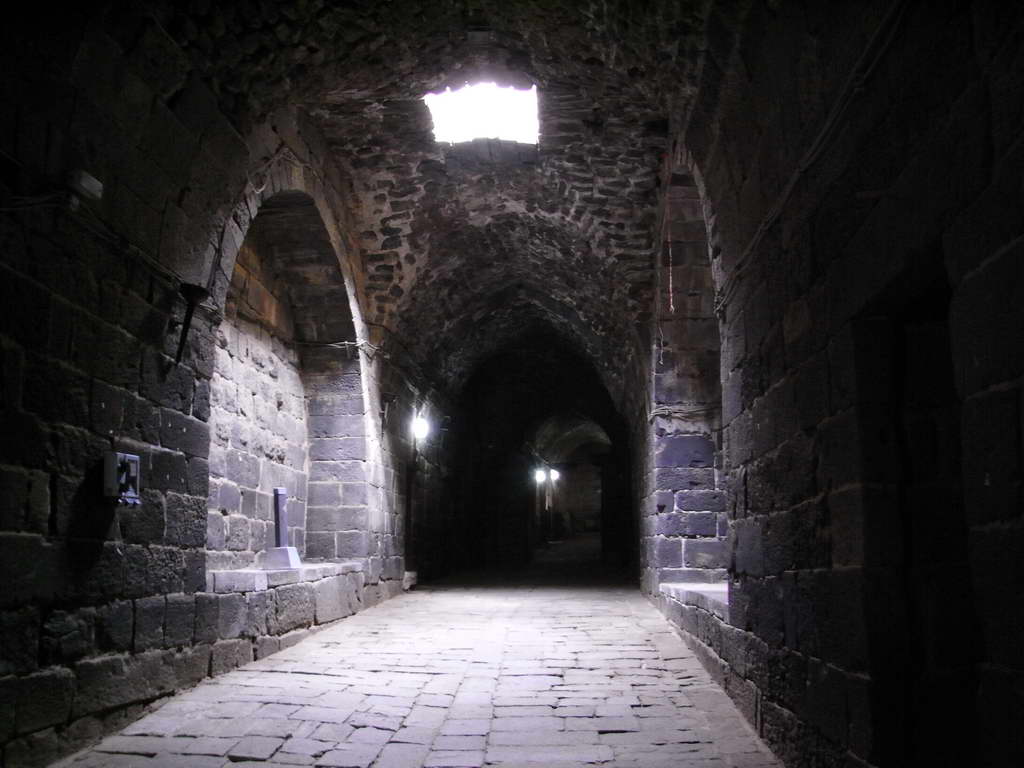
[531,414,613,564]
[1,3,1021,768]
[412,330,635,583]
[207,190,369,570]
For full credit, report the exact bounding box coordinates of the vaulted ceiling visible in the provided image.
[149,0,717,401]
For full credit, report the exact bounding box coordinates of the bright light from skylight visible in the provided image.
[424,83,539,144]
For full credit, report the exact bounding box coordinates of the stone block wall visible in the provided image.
[0,9,387,765]
[305,351,372,563]
[643,171,725,592]
[366,356,454,585]
[208,312,309,570]
[0,204,218,766]
[2,3,1022,767]
[656,2,1024,766]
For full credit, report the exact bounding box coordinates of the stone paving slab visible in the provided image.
[54,582,780,768]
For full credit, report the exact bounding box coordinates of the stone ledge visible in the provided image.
[658,566,728,584]
[659,581,729,622]
[209,561,364,594]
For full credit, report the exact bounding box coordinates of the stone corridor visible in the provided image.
[5,3,1022,766]
[55,570,778,768]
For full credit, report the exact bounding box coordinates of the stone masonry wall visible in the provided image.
[643,170,725,593]
[0,10,383,765]
[658,2,1024,767]
[208,309,309,570]
[3,3,1023,767]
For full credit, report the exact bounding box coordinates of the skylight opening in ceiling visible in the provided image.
[424,83,539,144]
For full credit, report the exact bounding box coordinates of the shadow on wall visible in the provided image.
[65,462,117,574]
[851,259,978,765]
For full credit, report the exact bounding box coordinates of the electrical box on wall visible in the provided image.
[103,452,141,506]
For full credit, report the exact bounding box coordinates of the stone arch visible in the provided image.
[205,184,373,573]
[205,146,368,325]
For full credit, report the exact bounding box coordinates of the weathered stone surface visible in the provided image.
[656,511,717,538]
[210,638,253,676]
[1,4,1021,767]
[16,668,75,734]
[273,582,315,634]
[160,409,210,459]
[655,435,714,468]
[164,492,207,548]
[0,465,50,533]
[63,582,778,767]
[213,570,268,594]
[96,601,134,652]
[1,607,40,676]
[206,512,226,549]
[164,594,196,648]
[314,576,352,625]
[683,538,726,569]
[193,594,219,644]
[133,596,165,651]
[336,531,369,559]
[215,593,246,640]
[40,609,95,665]
[72,652,174,718]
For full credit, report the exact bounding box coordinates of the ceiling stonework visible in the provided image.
[150,0,714,400]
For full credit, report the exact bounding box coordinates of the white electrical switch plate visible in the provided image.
[103,451,141,506]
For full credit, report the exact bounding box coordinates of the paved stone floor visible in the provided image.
[56,549,779,768]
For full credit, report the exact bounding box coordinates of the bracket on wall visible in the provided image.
[380,392,397,436]
[174,282,211,363]
[103,451,141,506]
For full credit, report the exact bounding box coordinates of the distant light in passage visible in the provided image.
[424,83,539,144]
[534,469,548,484]
[549,469,560,481]
[411,416,430,441]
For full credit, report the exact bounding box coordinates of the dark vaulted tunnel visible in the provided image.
[0,1,1022,767]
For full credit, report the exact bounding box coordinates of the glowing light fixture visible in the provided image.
[411,415,430,441]
[534,469,547,483]
[549,469,560,481]
[424,83,539,144]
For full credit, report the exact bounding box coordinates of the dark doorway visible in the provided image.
[429,330,634,583]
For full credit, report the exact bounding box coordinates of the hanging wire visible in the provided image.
[656,319,665,367]
[0,191,68,213]
[1,185,189,294]
[293,337,382,360]
[665,193,675,316]
[649,404,719,423]
[73,199,187,289]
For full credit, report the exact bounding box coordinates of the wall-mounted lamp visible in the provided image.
[549,468,560,481]
[533,468,559,482]
[411,415,430,442]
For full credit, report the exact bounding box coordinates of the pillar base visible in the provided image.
[261,546,301,569]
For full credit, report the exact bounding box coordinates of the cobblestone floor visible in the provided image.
[56,551,779,768]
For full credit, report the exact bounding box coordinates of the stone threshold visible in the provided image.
[207,560,364,594]
[658,581,729,622]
